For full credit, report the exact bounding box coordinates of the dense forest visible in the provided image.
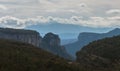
[77,35,120,71]
[0,30,120,71]
[0,39,84,71]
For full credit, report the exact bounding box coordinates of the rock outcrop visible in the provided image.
[65,28,120,58]
[0,28,71,60]
[0,28,42,47]
[42,33,72,59]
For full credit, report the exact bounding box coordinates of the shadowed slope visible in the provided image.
[0,39,82,71]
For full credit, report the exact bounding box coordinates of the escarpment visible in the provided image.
[0,28,42,47]
[0,28,72,60]
[42,33,72,59]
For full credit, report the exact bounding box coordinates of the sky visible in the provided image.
[0,0,119,30]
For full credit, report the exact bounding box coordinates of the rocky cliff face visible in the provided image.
[42,33,72,59]
[0,28,42,47]
[0,28,71,60]
[42,33,60,47]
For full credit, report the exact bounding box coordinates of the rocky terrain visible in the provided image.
[0,28,71,60]
[0,28,42,47]
[1,28,120,71]
[41,33,72,59]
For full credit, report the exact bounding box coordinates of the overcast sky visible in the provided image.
[0,0,120,28]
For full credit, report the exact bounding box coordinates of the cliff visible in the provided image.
[0,28,71,60]
[42,33,72,59]
[0,28,42,47]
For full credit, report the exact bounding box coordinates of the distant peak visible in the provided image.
[109,28,120,32]
[106,28,120,35]
[113,28,120,30]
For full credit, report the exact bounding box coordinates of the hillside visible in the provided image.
[76,35,120,71]
[0,39,83,71]
[65,28,120,58]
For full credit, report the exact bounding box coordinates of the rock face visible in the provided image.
[0,28,71,60]
[0,28,42,47]
[42,33,60,48]
[76,35,120,70]
[42,33,72,59]
[65,28,120,58]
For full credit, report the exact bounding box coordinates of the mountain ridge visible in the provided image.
[76,35,120,71]
[0,28,72,60]
[65,28,120,58]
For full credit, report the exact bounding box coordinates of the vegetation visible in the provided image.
[76,35,120,71]
[1,30,120,71]
[0,39,83,71]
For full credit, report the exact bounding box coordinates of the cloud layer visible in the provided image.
[0,16,120,29]
[0,0,119,17]
[0,5,7,10]
[0,0,119,28]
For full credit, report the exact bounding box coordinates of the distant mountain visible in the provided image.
[0,39,82,71]
[59,33,78,39]
[26,23,112,39]
[0,28,71,60]
[76,35,120,71]
[65,28,120,58]
[61,39,77,45]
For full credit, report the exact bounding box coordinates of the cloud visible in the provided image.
[106,9,120,14]
[0,16,26,29]
[0,0,120,15]
[0,0,119,30]
[0,0,94,17]
[38,1,93,17]
[0,16,120,29]
[0,5,8,10]
[0,0,119,18]
[78,3,87,7]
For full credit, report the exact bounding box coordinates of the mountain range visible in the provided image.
[0,28,120,71]
[65,28,120,58]
[0,28,72,60]
[26,23,112,39]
